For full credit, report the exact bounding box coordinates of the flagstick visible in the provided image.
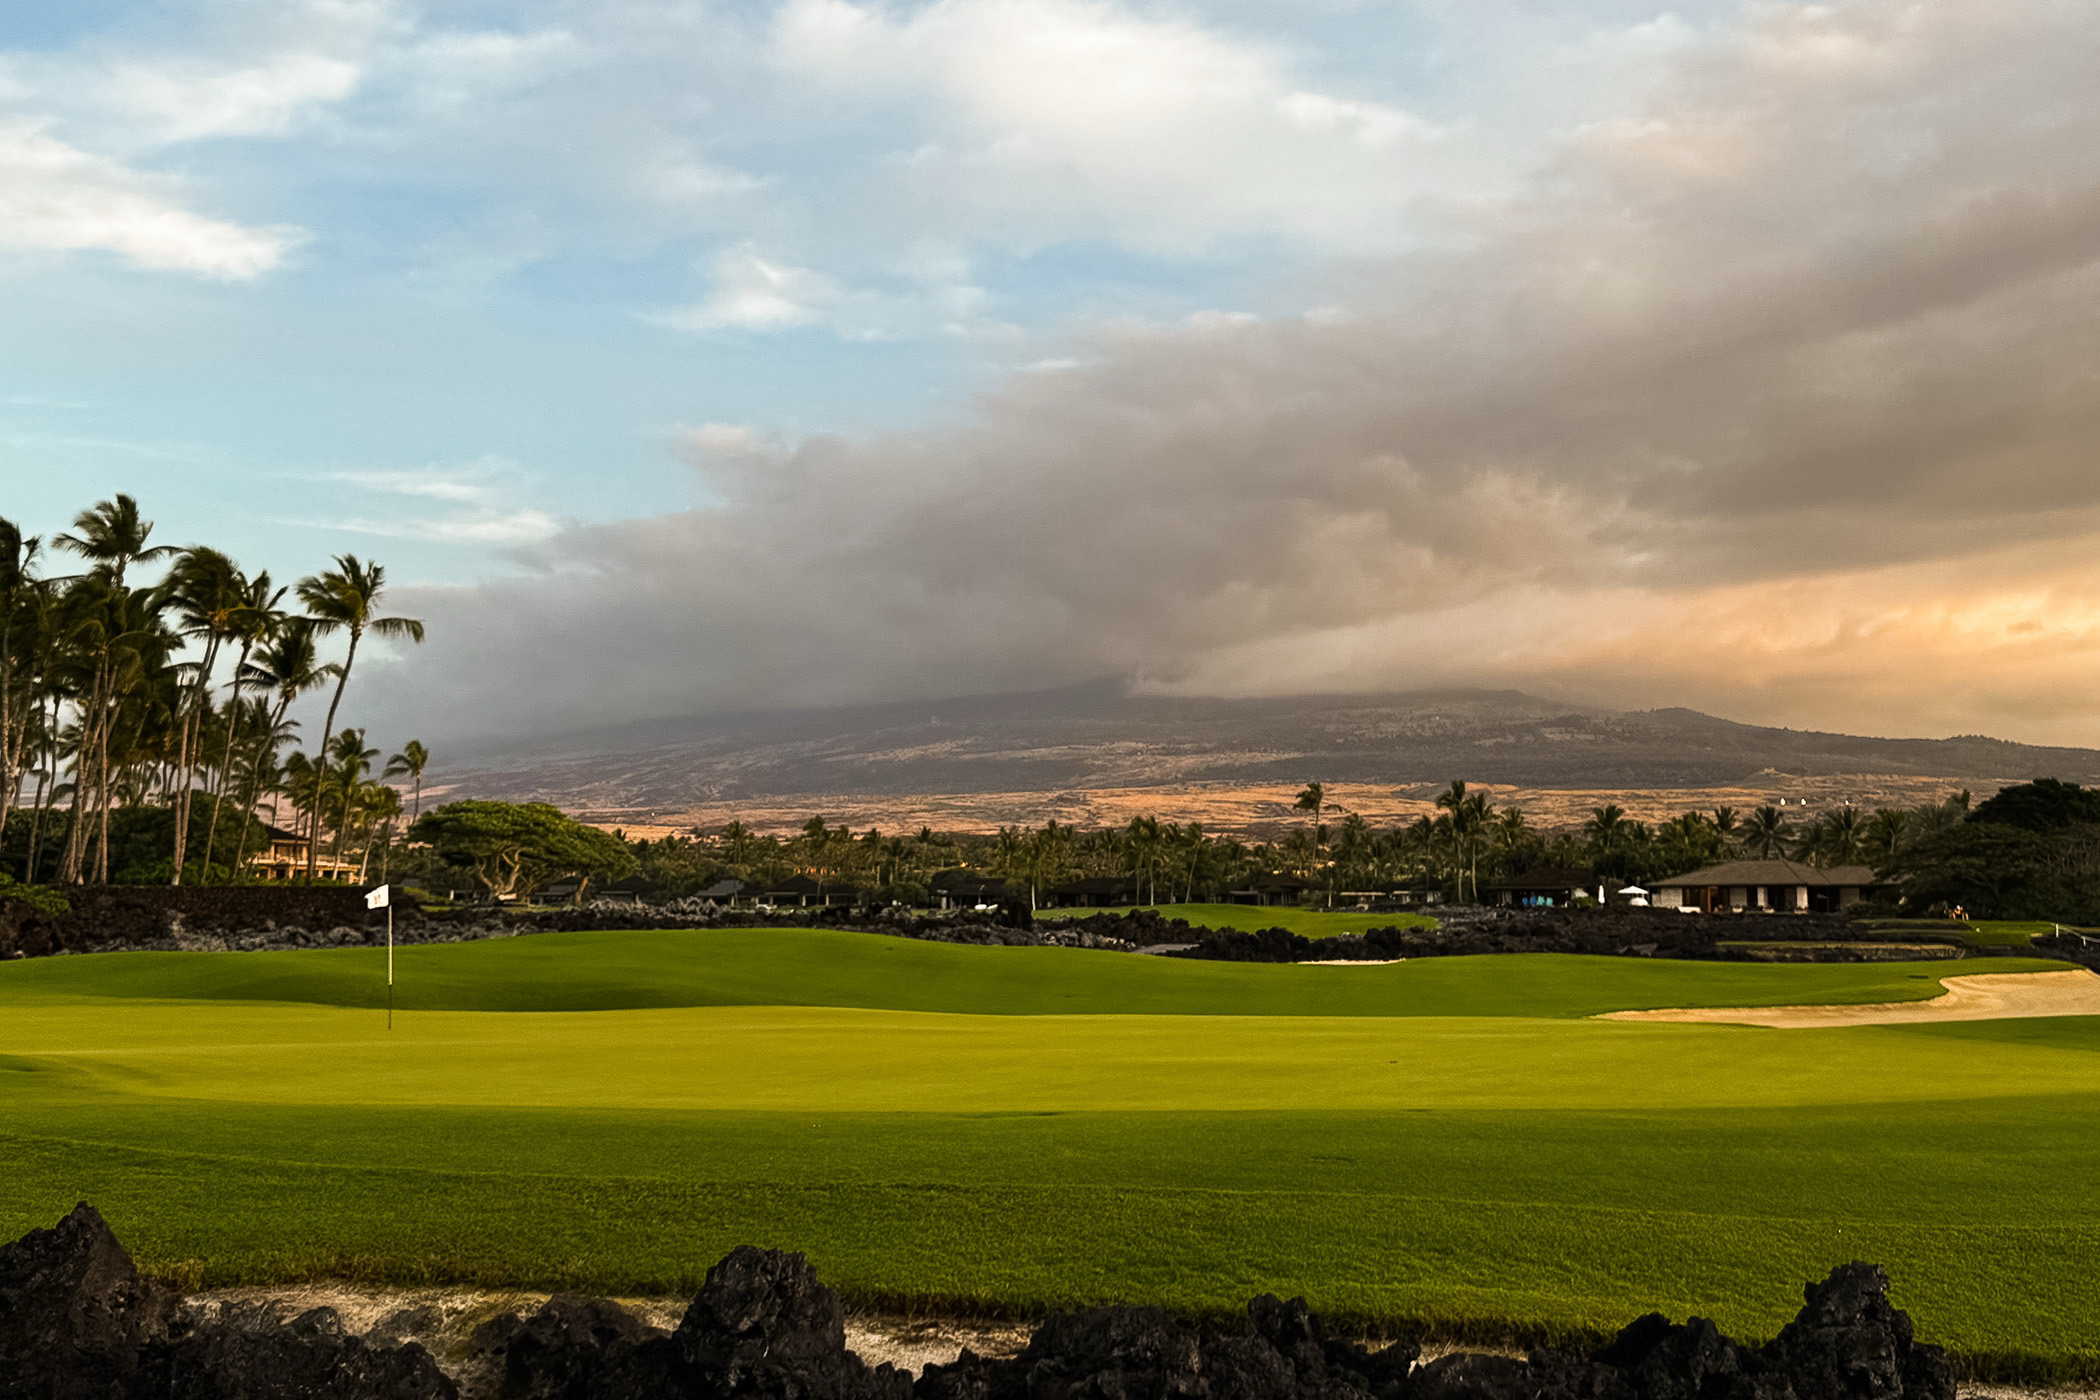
[387,901,394,1032]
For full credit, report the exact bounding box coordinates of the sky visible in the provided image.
[6,0,2100,749]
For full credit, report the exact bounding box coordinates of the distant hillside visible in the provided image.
[431,680,2100,811]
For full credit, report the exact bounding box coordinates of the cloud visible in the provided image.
[659,246,835,331]
[309,458,563,543]
[103,52,362,142]
[0,121,297,277]
[358,0,2100,748]
[767,0,1465,253]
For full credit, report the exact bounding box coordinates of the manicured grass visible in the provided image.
[1035,902,1439,935]
[1857,919,2065,949]
[0,928,2059,1018]
[1,932,2095,1376]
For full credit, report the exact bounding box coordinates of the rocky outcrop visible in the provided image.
[141,1301,457,1400]
[0,1206,1954,1400]
[0,1203,452,1400]
[0,1202,175,1399]
[920,1292,1417,1400]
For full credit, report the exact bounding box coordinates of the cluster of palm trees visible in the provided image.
[0,495,430,886]
[1576,792,1973,882]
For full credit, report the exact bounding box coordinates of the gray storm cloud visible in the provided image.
[367,0,2100,745]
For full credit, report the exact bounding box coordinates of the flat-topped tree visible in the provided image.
[295,556,424,881]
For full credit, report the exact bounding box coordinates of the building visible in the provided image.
[1481,866,1597,908]
[694,877,746,904]
[1043,876,1138,908]
[1225,872,1313,907]
[1651,859,1877,913]
[246,824,362,883]
[755,874,859,908]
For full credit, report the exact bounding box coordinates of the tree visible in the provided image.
[324,727,382,874]
[197,569,285,880]
[296,556,424,879]
[408,800,637,902]
[1436,781,1491,902]
[385,740,431,821]
[165,546,245,884]
[1971,778,2100,831]
[1742,805,1790,859]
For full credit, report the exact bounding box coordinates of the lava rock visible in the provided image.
[919,1294,1416,1400]
[0,1201,175,1400]
[1756,1264,1954,1400]
[674,1246,913,1400]
[470,1294,667,1400]
[142,1302,458,1400]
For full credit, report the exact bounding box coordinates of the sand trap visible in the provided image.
[1598,969,2100,1028]
[1299,958,1405,966]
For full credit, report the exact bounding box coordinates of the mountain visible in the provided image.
[431,680,2100,812]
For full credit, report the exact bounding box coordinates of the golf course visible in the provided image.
[3,929,2097,1377]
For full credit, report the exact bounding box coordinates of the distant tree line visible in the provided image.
[409,779,2050,911]
[0,495,428,886]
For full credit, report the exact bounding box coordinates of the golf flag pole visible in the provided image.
[366,885,392,1029]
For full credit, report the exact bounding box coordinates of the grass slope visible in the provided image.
[1035,903,1438,936]
[1,932,2094,1376]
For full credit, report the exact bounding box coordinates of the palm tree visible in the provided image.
[1436,781,1493,902]
[1863,808,1911,867]
[166,546,245,883]
[384,740,430,820]
[1809,806,1866,867]
[324,728,381,877]
[0,518,44,846]
[1742,805,1789,859]
[295,555,424,879]
[197,572,286,878]
[55,494,171,587]
[233,618,336,879]
[1294,781,1325,836]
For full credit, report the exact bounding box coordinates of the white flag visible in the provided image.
[365,885,390,910]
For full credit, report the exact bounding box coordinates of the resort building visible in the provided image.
[1650,859,1877,913]
[1481,866,1598,908]
[245,824,363,883]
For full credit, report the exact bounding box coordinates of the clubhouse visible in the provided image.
[1651,859,1877,913]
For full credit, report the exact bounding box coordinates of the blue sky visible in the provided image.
[8,0,2100,747]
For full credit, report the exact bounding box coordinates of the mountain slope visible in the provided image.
[432,681,2100,811]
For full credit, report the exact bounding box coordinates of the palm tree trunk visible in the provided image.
[170,634,217,884]
[94,714,113,884]
[25,759,50,882]
[198,645,252,880]
[306,630,359,880]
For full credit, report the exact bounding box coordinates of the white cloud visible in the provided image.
[0,121,297,278]
[659,246,834,331]
[768,0,1464,252]
[326,509,564,545]
[104,53,361,142]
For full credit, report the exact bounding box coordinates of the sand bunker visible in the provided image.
[1599,969,2100,1028]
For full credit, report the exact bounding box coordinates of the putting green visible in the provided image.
[0,930,2094,1376]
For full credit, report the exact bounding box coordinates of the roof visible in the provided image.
[1048,876,1137,895]
[761,874,859,895]
[1652,859,1879,888]
[1236,873,1311,891]
[1483,866,1595,892]
[696,878,745,898]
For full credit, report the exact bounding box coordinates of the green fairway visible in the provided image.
[1,929,2094,1377]
[1035,902,1438,935]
